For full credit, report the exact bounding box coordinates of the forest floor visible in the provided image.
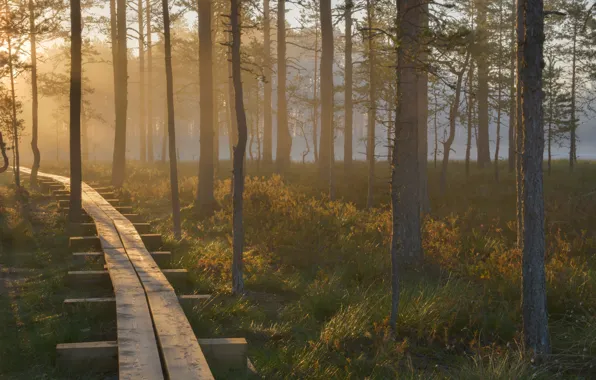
[1,160,595,379]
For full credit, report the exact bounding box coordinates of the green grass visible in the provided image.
[5,159,596,378]
[0,176,115,379]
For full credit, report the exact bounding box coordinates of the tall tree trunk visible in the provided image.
[547,61,553,176]
[146,0,153,162]
[320,0,334,198]
[29,0,40,187]
[110,0,118,120]
[262,0,272,164]
[161,118,167,162]
[312,20,319,163]
[138,0,146,162]
[112,0,128,187]
[227,28,238,155]
[476,0,491,168]
[81,102,88,161]
[391,0,422,331]
[494,5,503,183]
[366,0,375,208]
[6,1,20,188]
[466,63,474,178]
[387,106,393,162]
[433,87,438,168]
[518,0,550,356]
[569,29,577,173]
[515,0,524,248]
[197,0,215,215]
[69,0,83,223]
[441,55,469,194]
[162,0,181,239]
[276,0,291,171]
[212,9,219,170]
[344,0,353,172]
[230,0,247,295]
[508,0,515,173]
[418,0,429,212]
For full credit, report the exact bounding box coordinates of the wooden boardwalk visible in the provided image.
[20,169,246,378]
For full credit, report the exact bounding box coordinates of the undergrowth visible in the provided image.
[11,160,596,379]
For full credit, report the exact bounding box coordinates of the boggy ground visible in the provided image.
[2,160,596,379]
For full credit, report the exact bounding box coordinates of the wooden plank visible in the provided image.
[64,294,210,311]
[133,223,152,234]
[73,251,171,267]
[69,236,101,252]
[198,338,248,370]
[103,248,164,380]
[115,206,133,213]
[146,291,214,379]
[56,341,118,373]
[67,270,110,285]
[137,268,188,291]
[121,213,143,223]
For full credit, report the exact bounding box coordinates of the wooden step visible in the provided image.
[141,234,163,250]
[121,213,143,223]
[69,236,101,252]
[72,251,172,267]
[200,338,248,371]
[56,338,248,374]
[71,223,97,236]
[69,234,161,251]
[133,223,152,234]
[115,206,133,214]
[60,199,122,208]
[66,269,187,287]
[92,186,114,192]
[66,270,112,288]
[56,341,118,373]
[64,294,210,313]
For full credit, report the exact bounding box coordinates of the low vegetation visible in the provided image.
[3,160,592,379]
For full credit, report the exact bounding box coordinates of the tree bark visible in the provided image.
[366,0,375,209]
[441,55,469,194]
[518,0,550,356]
[569,27,577,173]
[508,0,515,173]
[29,0,40,187]
[476,0,491,168]
[515,0,524,248]
[391,0,422,331]
[6,0,20,188]
[276,0,291,171]
[69,0,83,223]
[320,0,334,198]
[162,0,181,239]
[230,0,247,295]
[494,4,504,183]
[138,0,146,162]
[262,0,272,164]
[227,28,238,156]
[146,0,153,162]
[344,0,353,173]
[111,0,128,187]
[197,0,216,215]
[418,1,429,213]
[466,61,474,178]
[81,102,88,161]
[312,20,319,163]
